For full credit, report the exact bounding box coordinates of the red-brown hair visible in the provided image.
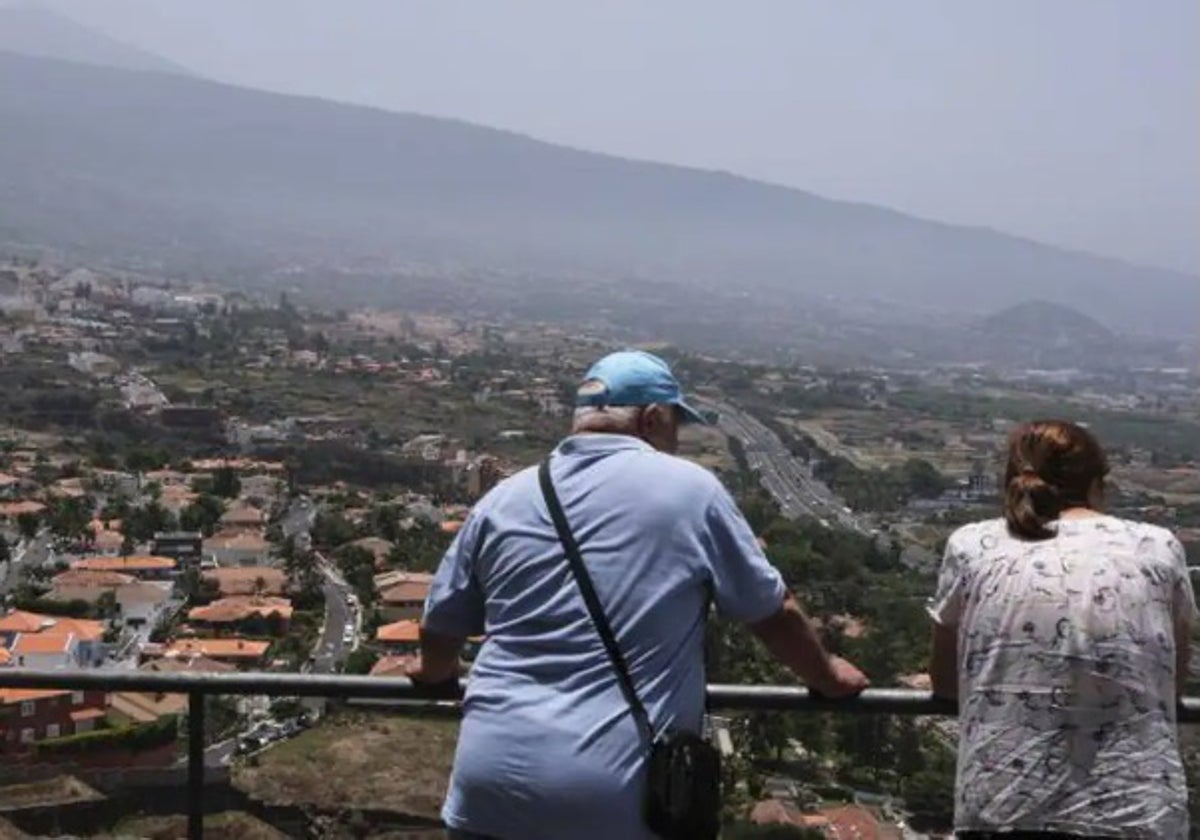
[1004,420,1109,540]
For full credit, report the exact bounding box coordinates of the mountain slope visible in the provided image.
[0,50,1194,340]
[0,4,192,75]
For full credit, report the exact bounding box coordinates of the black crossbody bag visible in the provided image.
[538,459,721,840]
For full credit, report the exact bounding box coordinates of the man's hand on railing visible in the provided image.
[404,655,463,699]
[808,655,870,700]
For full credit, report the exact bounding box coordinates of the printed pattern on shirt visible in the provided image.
[929,516,1196,839]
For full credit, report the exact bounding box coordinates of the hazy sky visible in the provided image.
[50,0,1199,274]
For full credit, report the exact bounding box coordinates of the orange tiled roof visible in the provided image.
[162,638,271,659]
[821,804,895,840]
[0,500,47,517]
[376,619,420,644]
[0,610,51,633]
[142,655,235,674]
[203,566,286,596]
[374,570,434,589]
[203,531,270,551]
[0,687,70,705]
[0,612,104,643]
[70,708,106,722]
[11,632,76,655]
[381,581,431,605]
[440,520,463,534]
[188,596,293,624]
[0,472,20,485]
[52,569,138,588]
[72,555,176,572]
[369,654,417,677]
[220,503,266,526]
[0,649,10,666]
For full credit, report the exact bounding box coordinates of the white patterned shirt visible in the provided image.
[929,516,1197,838]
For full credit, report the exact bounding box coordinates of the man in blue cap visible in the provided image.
[411,350,868,840]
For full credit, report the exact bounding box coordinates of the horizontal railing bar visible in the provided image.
[4,669,1199,721]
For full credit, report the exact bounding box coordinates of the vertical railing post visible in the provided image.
[188,691,205,840]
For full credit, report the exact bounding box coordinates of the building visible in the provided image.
[47,570,172,626]
[378,575,433,622]
[92,470,139,499]
[0,611,106,667]
[109,656,235,724]
[0,500,47,526]
[375,619,420,654]
[369,654,417,678]
[70,555,177,581]
[187,596,293,636]
[750,800,902,840]
[144,638,271,670]
[152,531,203,567]
[157,485,199,516]
[8,632,82,670]
[466,456,502,500]
[218,502,267,532]
[0,688,107,753]
[0,472,23,499]
[202,529,271,567]
[202,566,287,598]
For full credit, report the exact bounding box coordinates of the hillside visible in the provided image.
[966,301,1125,369]
[0,5,192,75]
[0,50,1195,343]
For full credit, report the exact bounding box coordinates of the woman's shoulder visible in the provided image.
[946,518,1009,554]
[1077,515,1178,544]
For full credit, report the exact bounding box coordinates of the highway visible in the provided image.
[698,398,873,536]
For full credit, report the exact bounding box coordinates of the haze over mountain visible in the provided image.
[0,4,192,75]
[0,46,1195,350]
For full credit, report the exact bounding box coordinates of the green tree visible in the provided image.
[179,494,225,536]
[46,497,92,544]
[95,590,119,621]
[344,646,380,675]
[16,512,40,541]
[211,466,242,499]
[313,511,356,550]
[336,545,379,605]
[124,502,176,543]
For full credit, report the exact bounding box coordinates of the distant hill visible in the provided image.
[0,4,192,75]
[960,301,1124,368]
[979,301,1116,347]
[0,50,1195,346]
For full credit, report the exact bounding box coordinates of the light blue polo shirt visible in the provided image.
[424,433,786,840]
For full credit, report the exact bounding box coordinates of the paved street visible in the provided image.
[699,398,872,535]
[312,558,356,674]
[280,496,315,540]
[0,530,53,597]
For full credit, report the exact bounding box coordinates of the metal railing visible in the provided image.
[4,668,1199,839]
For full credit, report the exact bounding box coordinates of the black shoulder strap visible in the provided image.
[538,458,654,743]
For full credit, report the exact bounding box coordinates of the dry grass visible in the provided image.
[104,811,287,840]
[0,776,103,809]
[0,819,28,840]
[681,424,735,472]
[232,712,458,820]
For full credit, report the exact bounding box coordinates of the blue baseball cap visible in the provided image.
[575,350,709,425]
